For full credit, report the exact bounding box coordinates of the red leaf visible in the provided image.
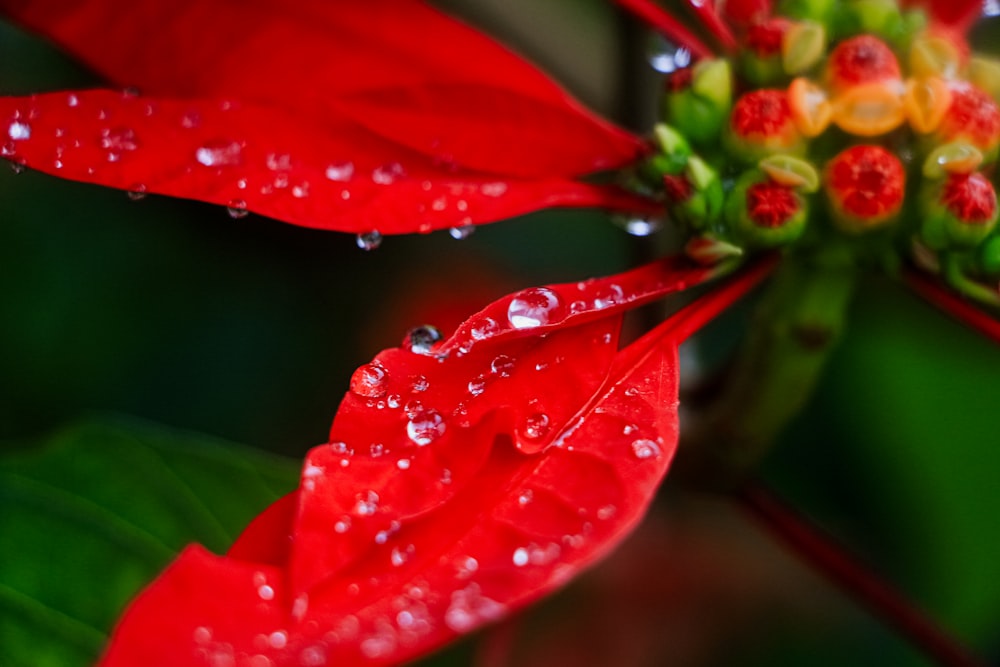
[903,268,1000,344]
[0,0,649,232]
[98,258,773,667]
[0,91,653,234]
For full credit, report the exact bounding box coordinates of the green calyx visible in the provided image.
[724,169,809,248]
[664,59,733,146]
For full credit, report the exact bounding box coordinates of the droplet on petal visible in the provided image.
[406,409,446,446]
[127,183,147,201]
[226,199,249,219]
[325,161,354,181]
[449,224,475,239]
[507,287,563,329]
[631,438,662,459]
[357,230,383,251]
[350,363,389,398]
[195,140,243,167]
[403,325,443,354]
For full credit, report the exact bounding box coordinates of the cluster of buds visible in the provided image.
[637,0,1000,304]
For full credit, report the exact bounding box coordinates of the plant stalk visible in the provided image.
[737,483,988,667]
[678,246,858,487]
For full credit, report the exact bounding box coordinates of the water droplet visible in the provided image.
[300,646,326,667]
[9,160,25,174]
[404,399,424,418]
[265,152,292,171]
[350,362,389,398]
[372,162,405,185]
[334,516,352,533]
[518,489,534,506]
[440,468,453,484]
[469,316,499,341]
[268,631,288,649]
[66,94,79,107]
[512,547,529,566]
[597,505,617,520]
[369,442,386,458]
[329,441,353,456]
[507,287,563,329]
[193,626,212,643]
[619,215,662,236]
[404,325,442,354]
[647,33,691,73]
[257,584,274,600]
[357,230,382,250]
[631,438,662,460]
[480,182,508,197]
[407,409,446,446]
[7,121,30,140]
[985,0,1000,17]
[126,183,147,201]
[226,199,249,219]
[391,545,414,567]
[195,140,242,167]
[354,490,380,516]
[99,126,138,152]
[387,394,401,409]
[180,110,201,128]
[396,458,411,470]
[623,424,638,435]
[292,182,310,198]
[593,284,625,309]
[490,354,515,377]
[467,376,486,396]
[2,141,15,156]
[520,413,550,440]
[449,223,475,240]
[325,161,354,181]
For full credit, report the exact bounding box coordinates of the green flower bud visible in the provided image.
[920,172,999,250]
[724,169,809,248]
[663,59,732,146]
[664,156,724,232]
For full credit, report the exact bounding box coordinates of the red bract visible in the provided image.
[0,0,651,234]
[97,258,775,667]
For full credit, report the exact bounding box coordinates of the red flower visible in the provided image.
[2,0,1000,665]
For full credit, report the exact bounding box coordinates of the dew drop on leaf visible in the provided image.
[350,363,389,398]
[631,438,662,460]
[195,140,243,167]
[406,409,446,446]
[127,183,147,201]
[7,121,30,140]
[507,287,563,329]
[490,355,515,377]
[403,325,443,354]
[470,316,500,340]
[357,230,383,251]
[520,413,550,440]
[372,162,405,185]
[325,161,354,181]
[449,224,475,240]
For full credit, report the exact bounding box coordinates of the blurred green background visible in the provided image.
[1,1,998,666]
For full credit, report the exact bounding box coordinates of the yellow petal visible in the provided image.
[788,77,832,138]
[831,83,905,136]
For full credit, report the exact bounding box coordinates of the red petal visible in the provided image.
[99,259,774,667]
[1,0,647,229]
[903,268,1000,344]
[0,91,653,233]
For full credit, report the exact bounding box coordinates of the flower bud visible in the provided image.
[834,0,906,42]
[825,34,901,95]
[663,59,733,146]
[741,18,793,86]
[933,82,1000,162]
[824,144,905,233]
[724,169,808,247]
[920,171,999,250]
[664,156,724,232]
[724,88,805,163]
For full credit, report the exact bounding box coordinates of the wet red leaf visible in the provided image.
[98,258,774,667]
[0,0,650,232]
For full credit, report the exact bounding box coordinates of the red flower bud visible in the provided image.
[936,83,1000,158]
[745,18,792,57]
[824,144,905,231]
[725,89,803,161]
[826,35,901,93]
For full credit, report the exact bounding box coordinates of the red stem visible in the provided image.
[903,268,1000,344]
[684,0,738,51]
[615,0,715,60]
[736,483,988,667]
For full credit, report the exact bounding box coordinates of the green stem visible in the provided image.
[679,246,858,487]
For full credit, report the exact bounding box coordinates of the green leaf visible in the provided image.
[0,417,299,667]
